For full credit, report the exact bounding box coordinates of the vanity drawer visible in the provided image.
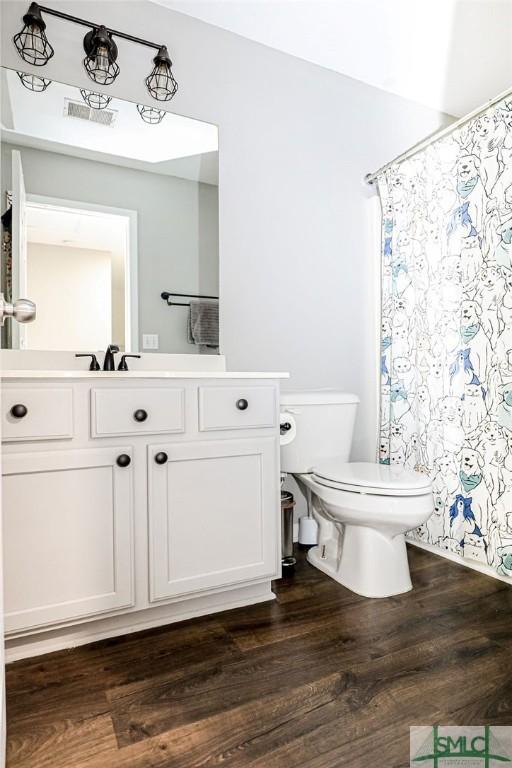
[199,386,277,431]
[2,387,73,442]
[92,387,185,437]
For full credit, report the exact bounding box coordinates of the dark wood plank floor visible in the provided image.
[6,546,512,768]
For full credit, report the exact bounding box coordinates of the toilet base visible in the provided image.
[307,524,413,598]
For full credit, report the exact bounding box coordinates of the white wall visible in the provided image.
[155,0,512,119]
[0,0,451,459]
[27,243,111,351]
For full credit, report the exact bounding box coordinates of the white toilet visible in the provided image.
[280,390,433,598]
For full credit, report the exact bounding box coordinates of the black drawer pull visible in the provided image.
[116,454,131,468]
[236,398,248,411]
[11,404,28,419]
[154,451,168,465]
[133,409,148,422]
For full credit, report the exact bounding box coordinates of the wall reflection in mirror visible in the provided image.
[0,67,219,354]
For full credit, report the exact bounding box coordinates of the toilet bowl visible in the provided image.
[280,391,433,598]
[296,462,433,597]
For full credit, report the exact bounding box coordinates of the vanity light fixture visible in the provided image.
[80,89,112,110]
[14,3,178,101]
[145,46,178,102]
[16,70,51,92]
[137,104,166,124]
[13,2,54,66]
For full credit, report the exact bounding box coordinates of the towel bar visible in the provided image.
[161,291,219,307]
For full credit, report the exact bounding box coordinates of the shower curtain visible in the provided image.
[379,94,512,578]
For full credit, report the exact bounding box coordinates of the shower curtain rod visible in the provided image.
[364,83,512,185]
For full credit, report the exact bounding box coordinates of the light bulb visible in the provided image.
[95,45,110,81]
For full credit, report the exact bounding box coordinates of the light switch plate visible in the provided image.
[143,334,159,350]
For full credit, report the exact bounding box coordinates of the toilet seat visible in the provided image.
[312,460,432,497]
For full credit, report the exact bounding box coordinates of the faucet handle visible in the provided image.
[75,353,100,371]
[118,354,141,371]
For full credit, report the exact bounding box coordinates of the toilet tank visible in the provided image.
[280,390,359,474]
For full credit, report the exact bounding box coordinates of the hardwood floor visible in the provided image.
[6,545,512,768]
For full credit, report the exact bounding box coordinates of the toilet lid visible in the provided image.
[312,460,432,497]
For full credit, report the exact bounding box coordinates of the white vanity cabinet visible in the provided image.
[148,437,278,601]
[91,387,185,437]
[1,372,284,661]
[3,446,134,634]
[2,387,74,442]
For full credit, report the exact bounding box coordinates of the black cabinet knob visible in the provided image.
[236,398,248,411]
[154,452,168,465]
[11,404,28,419]
[116,454,131,468]
[133,409,148,422]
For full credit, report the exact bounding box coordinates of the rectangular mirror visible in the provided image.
[0,67,219,355]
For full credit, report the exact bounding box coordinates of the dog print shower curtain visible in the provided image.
[379,95,512,579]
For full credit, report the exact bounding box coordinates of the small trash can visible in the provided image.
[281,490,296,573]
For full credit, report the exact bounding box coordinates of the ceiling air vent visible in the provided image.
[63,98,117,126]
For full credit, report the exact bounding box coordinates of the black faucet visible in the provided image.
[103,344,120,371]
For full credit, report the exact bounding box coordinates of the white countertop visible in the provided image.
[1,370,289,380]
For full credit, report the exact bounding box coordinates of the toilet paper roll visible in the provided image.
[299,515,318,546]
[280,412,297,446]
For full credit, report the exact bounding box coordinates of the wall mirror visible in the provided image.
[0,67,219,355]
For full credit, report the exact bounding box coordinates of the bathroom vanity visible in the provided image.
[1,364,286,661]
[0,62,290,664]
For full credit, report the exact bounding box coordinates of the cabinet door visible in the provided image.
[3,447,134,634]
[148,437,279,601]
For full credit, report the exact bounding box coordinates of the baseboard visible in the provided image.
[5,581,275,663]
[407,538,512,586]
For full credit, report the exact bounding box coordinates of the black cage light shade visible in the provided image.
[83,26,120,86]
[13,2,54,66]
[80,89,112,109]
[137,104,166,124]
[145,46,178,102]
[17,71,52,92]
